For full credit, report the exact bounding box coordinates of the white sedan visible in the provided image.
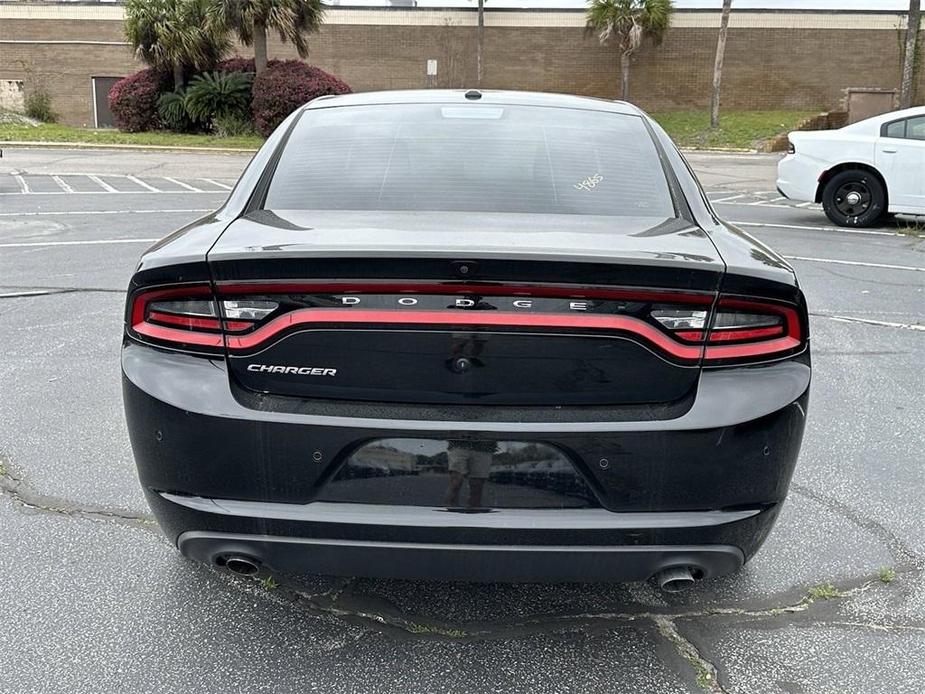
[777,106,925,227]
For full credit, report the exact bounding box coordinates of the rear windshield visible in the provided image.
[263,103,675,217]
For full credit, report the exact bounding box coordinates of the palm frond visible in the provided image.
[208,0,324,55]
[586,0,674,49]
[125,0,228,72]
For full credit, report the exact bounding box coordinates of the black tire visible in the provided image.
[821,169,886,227]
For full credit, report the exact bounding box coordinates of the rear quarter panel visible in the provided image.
[779,132,878,201]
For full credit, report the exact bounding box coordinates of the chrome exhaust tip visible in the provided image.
[655,566,700,593]
[221,555,260,576]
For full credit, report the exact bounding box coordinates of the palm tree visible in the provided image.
[899,0,921,109]
[710,0,733,129]
[124,0,228,89]
[586,0,673,102]
[208,0,325,77]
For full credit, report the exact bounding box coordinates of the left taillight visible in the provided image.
[128,284,278,354]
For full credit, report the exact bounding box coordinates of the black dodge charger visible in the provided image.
[123,90,810,591]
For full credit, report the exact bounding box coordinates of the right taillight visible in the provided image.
[651,296,804,364]
[701,297,804,364]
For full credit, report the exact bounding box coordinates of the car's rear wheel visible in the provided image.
[822,170,886,227]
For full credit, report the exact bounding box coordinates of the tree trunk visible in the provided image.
[254,22,269,77]
[620,52,631,101]
[900,0,921,109]
[477,0,485,87]
[710,0,733,129]
[173,63,184,90]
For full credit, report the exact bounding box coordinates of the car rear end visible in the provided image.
[776,131,827,202]
[123,93,810,585]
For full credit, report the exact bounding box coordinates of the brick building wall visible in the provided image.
[0,3,922,126]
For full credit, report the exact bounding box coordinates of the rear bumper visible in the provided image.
[776,154,822,203]
[178,530,745,583]
[124,342,809,581]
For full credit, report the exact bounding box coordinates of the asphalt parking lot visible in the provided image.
[0,146,922,694]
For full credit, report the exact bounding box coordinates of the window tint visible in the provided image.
[884,119,906,138]
[883,116,925,140]
[264,104,676,217]
[906,116,925,141]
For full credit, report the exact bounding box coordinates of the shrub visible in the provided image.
[184,71,253,125]
[251,60,350,136]
[213,113,257,138]
[157,89,195,132]
[24,86,57,123]
[215,57,256,75]
[109,68,169,132]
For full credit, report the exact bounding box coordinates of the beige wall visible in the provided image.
[0,4,922,126]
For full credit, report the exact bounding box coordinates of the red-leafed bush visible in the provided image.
[251,60,351,136]
[108,68,170,132]
[215,57,256,75]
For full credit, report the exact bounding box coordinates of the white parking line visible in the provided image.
[784,255,925,273]
[0,238,159,249]
[731,220,899,237]
[816,314,925,331]
[2,173,230,195]
[51,175,74,193]
[0,189,223,196]
[717,201,795,209]
[199,178,232,190]
[710,193,747,203]
[0,208,210,217]
[87,175,120,193]
[27,172,133,178]
[127,176,161,192]
[164,177,203,192]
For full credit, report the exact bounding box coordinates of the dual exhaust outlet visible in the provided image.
[654,565,704,593]
[219,554,261,577]
[216,554,704,593]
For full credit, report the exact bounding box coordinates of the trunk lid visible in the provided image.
[207,211,724,408]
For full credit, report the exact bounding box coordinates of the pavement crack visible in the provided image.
[811,312,925,332]
[790,483,920,566]
[0,454,156,530]
[655,616,727,693]
[0,286,125,299]
[264,570,915,643]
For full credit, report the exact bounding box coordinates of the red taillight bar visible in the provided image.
[716,298,802,341]
[146,311,254,332]
[223,309,705,359]
[130,284,213,328]
[704,336,802,360]
[128,284,805,364]
[708,325,785,343]
[133,322,225,348]
[702,298,804,362]
[129,284,223,350]
[147,311,223,331]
